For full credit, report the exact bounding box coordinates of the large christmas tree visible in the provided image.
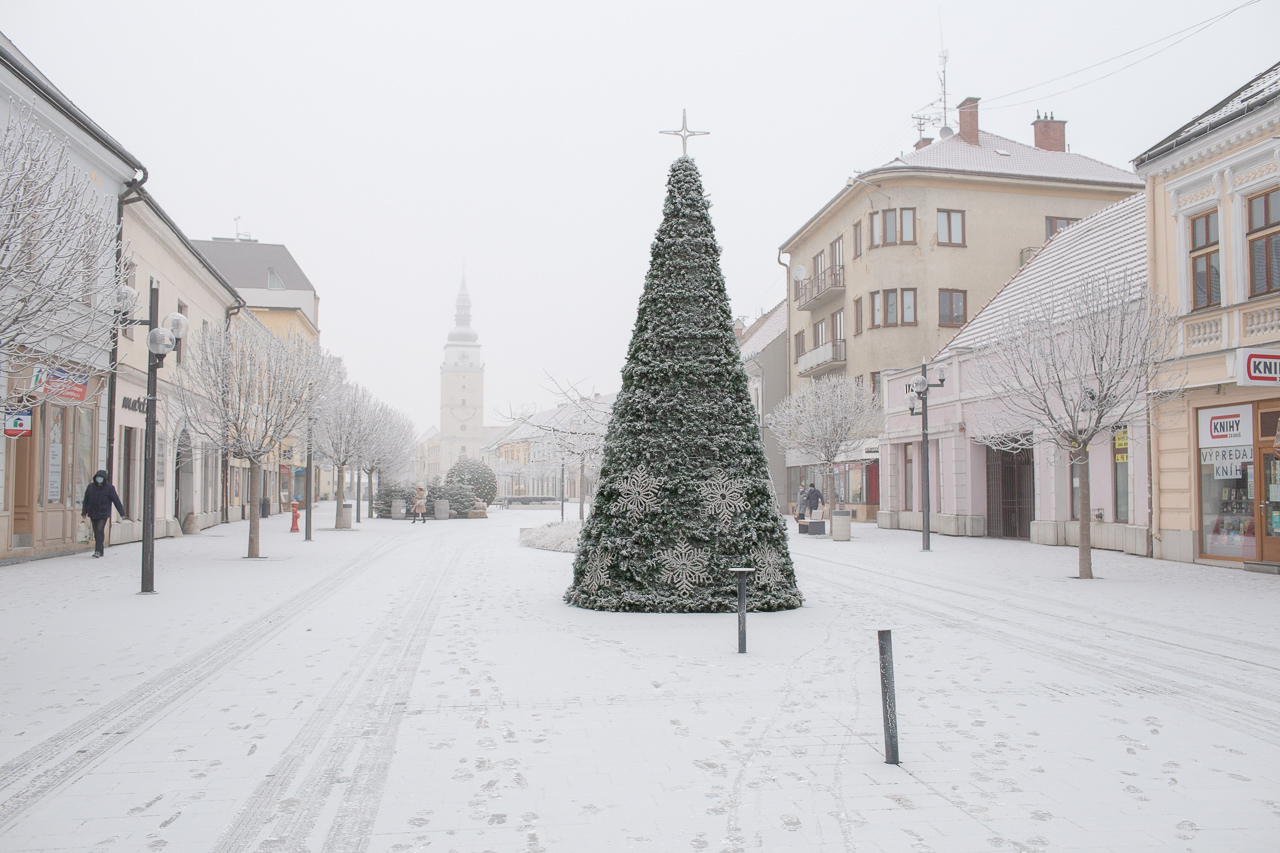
[566,157,801,613]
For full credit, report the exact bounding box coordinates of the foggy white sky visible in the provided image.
[3,0,1276,435]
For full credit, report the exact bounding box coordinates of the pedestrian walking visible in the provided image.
[410,486,427,523]
[81,470,126,557]
[806,482,825,519]
[796,485,808,520]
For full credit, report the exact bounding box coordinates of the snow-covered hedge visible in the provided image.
[519,521,581,553]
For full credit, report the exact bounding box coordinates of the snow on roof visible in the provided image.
[1135,60,1280,168]
[940,192,1146,356]
[484,394,618,449]
[868,130,1142,188]
[738,300,787,360]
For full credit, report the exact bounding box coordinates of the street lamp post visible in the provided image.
[140,284,188,593]
[904,359,946,552]
[304,415,314,541]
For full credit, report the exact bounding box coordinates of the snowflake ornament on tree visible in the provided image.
[615,466,663,519]
[698,469,751,523]
[581,550,611,593]
[656,542,711,596]
[750,545,787,588]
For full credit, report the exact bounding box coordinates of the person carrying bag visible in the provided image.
[81,470,126,558]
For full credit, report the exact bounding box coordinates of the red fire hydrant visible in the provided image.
[290,500,300,533]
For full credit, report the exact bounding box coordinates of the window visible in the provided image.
[885,290,898,325]
[813,319,826,346]
[871,291,883,327]
[1113,428,1130,524]
[939,289,967,326]
[1046,216,1079,241]
[1248,188,1280,297]
[900,208,916,244]
[852,222,862,257]
[830,236,843,268]
[901,288,916,324]
[812,250,826,284]
[871,209,898,247]
[461,398,466,406]
[175,301,187,363]
[794,330,805,361]
[831,309,844,341]
[1190,209,1220,309]
[903,444,914,511]
[938,209,966,246]
[853,298,863,335]
[267,268,287,290]
[870,371,881,397]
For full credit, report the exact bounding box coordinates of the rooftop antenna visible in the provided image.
[938,13,949,130]
[233,215,251,241]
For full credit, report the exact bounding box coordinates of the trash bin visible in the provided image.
[391,499,406,520]
[336,502,353,529]
[259,498,271,519]
[434,499,450,520]
[807,519,826,535]
[831,510,851,541]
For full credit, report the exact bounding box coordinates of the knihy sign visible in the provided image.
[1237,347,1280,385]
[1197,404,1253,447]
[4,410,31,437]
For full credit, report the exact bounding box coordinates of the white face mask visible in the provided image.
[95,477,104,484]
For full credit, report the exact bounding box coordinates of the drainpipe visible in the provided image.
[105,167,149,486]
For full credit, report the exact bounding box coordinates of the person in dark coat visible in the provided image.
[806,482,825,518]
[81,469,126,557]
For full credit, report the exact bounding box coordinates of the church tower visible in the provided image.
[439,276,484,474]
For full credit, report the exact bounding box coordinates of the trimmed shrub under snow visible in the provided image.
[519,521,581,553]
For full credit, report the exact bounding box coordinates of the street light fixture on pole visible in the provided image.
[904,359,946,552]
[140,284,188,594]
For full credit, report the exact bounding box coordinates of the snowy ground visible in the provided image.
[0,506,1278,852]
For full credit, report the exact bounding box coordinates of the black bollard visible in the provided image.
[729,568,754,653]
[878,629,900,765]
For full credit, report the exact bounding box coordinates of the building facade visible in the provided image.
[737,302,789,511]
[779,97,1142,520]
[879,193,1151,554]
[1135,61,1280,568]
[112,191,245,544]
[437,279,486,475]
[0,32,145,561]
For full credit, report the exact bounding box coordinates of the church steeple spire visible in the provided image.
[447,274,478,343]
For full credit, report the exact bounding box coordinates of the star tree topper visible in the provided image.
[660,109,709,157]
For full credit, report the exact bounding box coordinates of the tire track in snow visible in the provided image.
[798,554,1280,747]
[0,533,412,833]
[210,533,458,853]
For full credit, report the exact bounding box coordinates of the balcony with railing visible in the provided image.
[796,264,846,312]
[796,338,846,377]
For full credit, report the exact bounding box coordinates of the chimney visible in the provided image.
[914,136,934,151]
[733,317,746,340]
[1032,110,1067,152]
[957,96,980,145]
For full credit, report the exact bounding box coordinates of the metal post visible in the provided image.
[737,571,747,653]
[560,460,565,522]
[140,285,159,595]
[920,364,931,553]
[304,419,313,541]
[878,629,900,765]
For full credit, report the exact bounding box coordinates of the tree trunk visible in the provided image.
[335,464,346,527]
[247,459,261,558]
[1076,446,1094,579]
[367,468,376,519]
[355,469,362,523]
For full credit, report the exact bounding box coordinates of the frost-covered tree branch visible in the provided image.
[172,320,335,556]
[0,101,130,409]
[966,270,1182,578]
[767,374,883,503]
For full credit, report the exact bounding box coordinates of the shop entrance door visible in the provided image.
[11,434,34,548]
[1258,407,1280,563]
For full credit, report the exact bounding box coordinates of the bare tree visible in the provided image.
[504,377,611,518]
[359,400,416,518]
[172,320,334,557]
[767,374,883,508]
[0,101,129,410]
[966,271,1181,579]
[315,379,373,527]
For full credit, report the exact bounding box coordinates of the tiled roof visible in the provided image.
[1135,60,1280,167]
[940,192,1146,355]
[738,300,787,360]
[868,130,1142,188]
[193,239,317,293]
